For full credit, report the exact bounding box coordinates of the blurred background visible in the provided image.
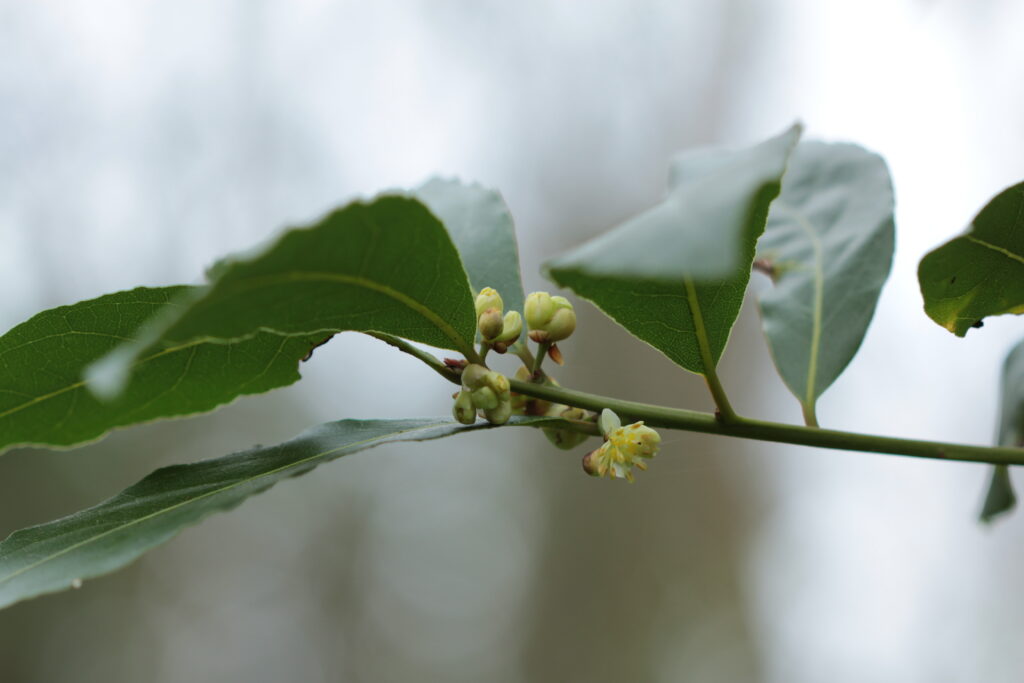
[2,1,1024,681]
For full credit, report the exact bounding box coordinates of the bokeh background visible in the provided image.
[2,1,1024,681]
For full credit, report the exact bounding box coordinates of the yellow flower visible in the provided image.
[584,420,661,482]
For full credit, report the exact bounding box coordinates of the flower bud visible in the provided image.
[525,291,576,343]
[484,399,512,425]
[550,295,572,308]
[475,287,503,319]
[461,364,490,391]
[544,307,576,342]
[470,386,500,410]
[452,391,476,425]
[524,291,556,330]
[581,449,601,476]
[478,307,504,340]
[494,311,523,343]
[544,428,587,450]
[483,371,510,397]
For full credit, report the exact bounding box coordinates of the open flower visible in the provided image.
[583,418,661,482]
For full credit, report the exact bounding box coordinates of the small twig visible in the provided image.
[366,333,460,384]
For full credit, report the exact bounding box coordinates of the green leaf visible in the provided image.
[545,125,801,375]
[0,415,561,609]
[996,338,1024,448]
[547,123,802,282]
[918,181,1024,336]
[89,195,479,397]
[0,287,320,455]
[981,338,1024,522]
[980,466,1016,524]
[755,141,895,420]
[414,177,526,315]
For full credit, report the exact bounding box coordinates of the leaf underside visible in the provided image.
[756,141,895,412]
[982,339,1024,522]
[414,177,526,315]
[545,124,802,375]
[919,181,1024,336]
[0,287,320,454]
[0,415,563,610]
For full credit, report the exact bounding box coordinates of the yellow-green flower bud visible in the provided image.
[483,371,510,397]
[542,406,591,450]
[461,364,490,391]
[551,295,572,309]
[478,307,504,340]
[470,386,500,410]
[452,391,476,425]
[581,449,601,476]
[525,291,576,343]
[545,306,576,342]
[484,399,512,425]
[524,291,556,331]
[494,311,522,343]
[475,287,503,319]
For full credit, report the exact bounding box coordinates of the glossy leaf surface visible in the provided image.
[755,141,895,415]
[414,177,526,315]
[89,196,478,396]
[919,181,1024,336]
[0,287,318,454]
[545,125,801,375]
[0,415,560,609]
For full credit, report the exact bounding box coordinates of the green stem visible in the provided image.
[801,402,819,428]
[532,341,551,375]
[366,333,460,384]
[683,277,737,421]
[508,379,1024,467]
[374,332,1024,467]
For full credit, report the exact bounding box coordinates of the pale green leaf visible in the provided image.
[0,287,320,455]
[548,123,801,282]
[414,177,526,315]
[919,181,1024,336]
[544,125,801,375]
[981,338,1024,522]
[980,466,1015,524]
[89,196,478,397]
[0,415,561,609]
[755,141,895,418]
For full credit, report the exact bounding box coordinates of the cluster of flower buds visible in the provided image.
[452,363,512,425]
[509,367,591,450]
[524,292,576,344]
[582,409,661,482]
[474,287,523,352]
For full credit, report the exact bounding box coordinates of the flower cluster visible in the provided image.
[524,291,576,344]
[474,287,522,352]
[452,363,512,425]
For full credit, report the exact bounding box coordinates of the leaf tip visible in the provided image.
[979,465,1017,524]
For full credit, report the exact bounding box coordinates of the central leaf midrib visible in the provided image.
[0,341,206,424]
[791,206,826,408]
[183,271,473,357]
[965,235,1024,266]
